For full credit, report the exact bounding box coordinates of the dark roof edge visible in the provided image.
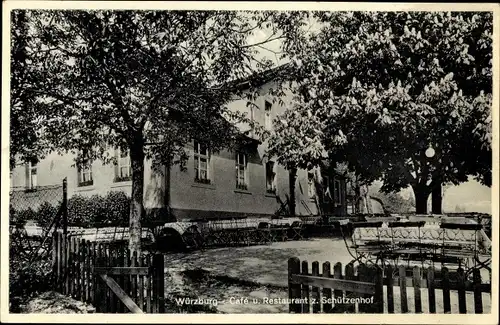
[229,63,293,92]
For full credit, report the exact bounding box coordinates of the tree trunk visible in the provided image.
[289,167,297,217]
[129,142,145,254]
[431,180,442,214]
[413,185,430,215]
[354,178,361,214]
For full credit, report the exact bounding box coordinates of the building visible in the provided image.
[10,67,348,222]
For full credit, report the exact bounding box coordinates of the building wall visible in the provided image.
[9,79,348,221]
[10,150,165,211]
[165,80,345,220]
[168,142,327,220]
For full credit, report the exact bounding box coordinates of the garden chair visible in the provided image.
[280,223,290,241]
[439,222,484,271]
[237,218,253,246]
[351,221,386,264]
[270,222,288,242]
[289,221,304,240]
[207,220,225,247]
[256,222,271,244]
[388,221,427,266]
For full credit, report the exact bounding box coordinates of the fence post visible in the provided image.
[311,261,320,313]
[145,254,152,313]
[399,265,408,313]
[386,264,394,313]
[413,266,422,313]
[301,260,310,313]
[58,232,63,292]
[332,262,343,313]
[374,267,384,313]
[52,231,58,287]
[321,262,332,313]
[442,267,451,314]
[427,266,436,314]
[153,253,165,313]
[457,267,466,314]
[344,263,356,313]
[288,257,301,313]
[473,268,483,314]
[62,178,68,237]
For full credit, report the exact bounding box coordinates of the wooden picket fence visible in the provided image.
[288,257,490,314]
[52,231,165,313]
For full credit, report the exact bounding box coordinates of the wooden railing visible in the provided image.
[288,257,489,314]
[52,231,165,313]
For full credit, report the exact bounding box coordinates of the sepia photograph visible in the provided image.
[2,1,498,323]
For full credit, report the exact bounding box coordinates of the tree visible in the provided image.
[10,11,51,170]
[285,11,492,214]
[14,10,306,252]
[267,104,329,215]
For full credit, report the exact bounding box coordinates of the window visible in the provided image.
[307,172,315,198]
[235,152,248,190]
[323,176,331,203]
[26,160,38,190]
[77,155,93,187]
[194,141,210,184]
[265,101,272,130]
[266,161,276,194]
[115,149,132,182]
[334,179,342,205]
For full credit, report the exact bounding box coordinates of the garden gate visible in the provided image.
[52,231,165,313]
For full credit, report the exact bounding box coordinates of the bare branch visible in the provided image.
[241,34,285,49]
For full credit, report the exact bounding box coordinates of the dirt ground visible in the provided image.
[163,238,492,314]
[20,291,96,314]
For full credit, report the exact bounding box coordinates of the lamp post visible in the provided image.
[426,145,442,215]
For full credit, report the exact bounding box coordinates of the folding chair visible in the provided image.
[257,222,271,244]
[351,221,386,265]
[240,218,254,246]
[209,220,225,247]
[388,221,427,267]
[280,223,290,241]
[440,222,483,272]
[289,221,304,240]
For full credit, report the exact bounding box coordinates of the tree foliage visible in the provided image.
[10,11,51,169]
[10,9,307,250]
[280,11,492,213]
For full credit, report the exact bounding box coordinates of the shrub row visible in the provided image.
[10,191,131,228]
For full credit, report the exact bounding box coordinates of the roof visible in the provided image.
[227,63,293,92]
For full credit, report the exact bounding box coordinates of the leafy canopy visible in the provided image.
[12,10,308,167]
[277,11,492,193]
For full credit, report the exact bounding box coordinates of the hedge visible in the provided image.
[10,191,131,228]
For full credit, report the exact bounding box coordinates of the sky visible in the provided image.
[246,13,321,67]
[380,177,492,214]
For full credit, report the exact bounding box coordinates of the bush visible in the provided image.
[36,202,59,229]
[10,207,37,226]
[9,229,52,312]
[67,194,95,226]
[9,191,133,311]
[67,191,130,227]
[103,191,130,225]
[11,191,132,228]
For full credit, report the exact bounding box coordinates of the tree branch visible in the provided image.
[241,34,285,49]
